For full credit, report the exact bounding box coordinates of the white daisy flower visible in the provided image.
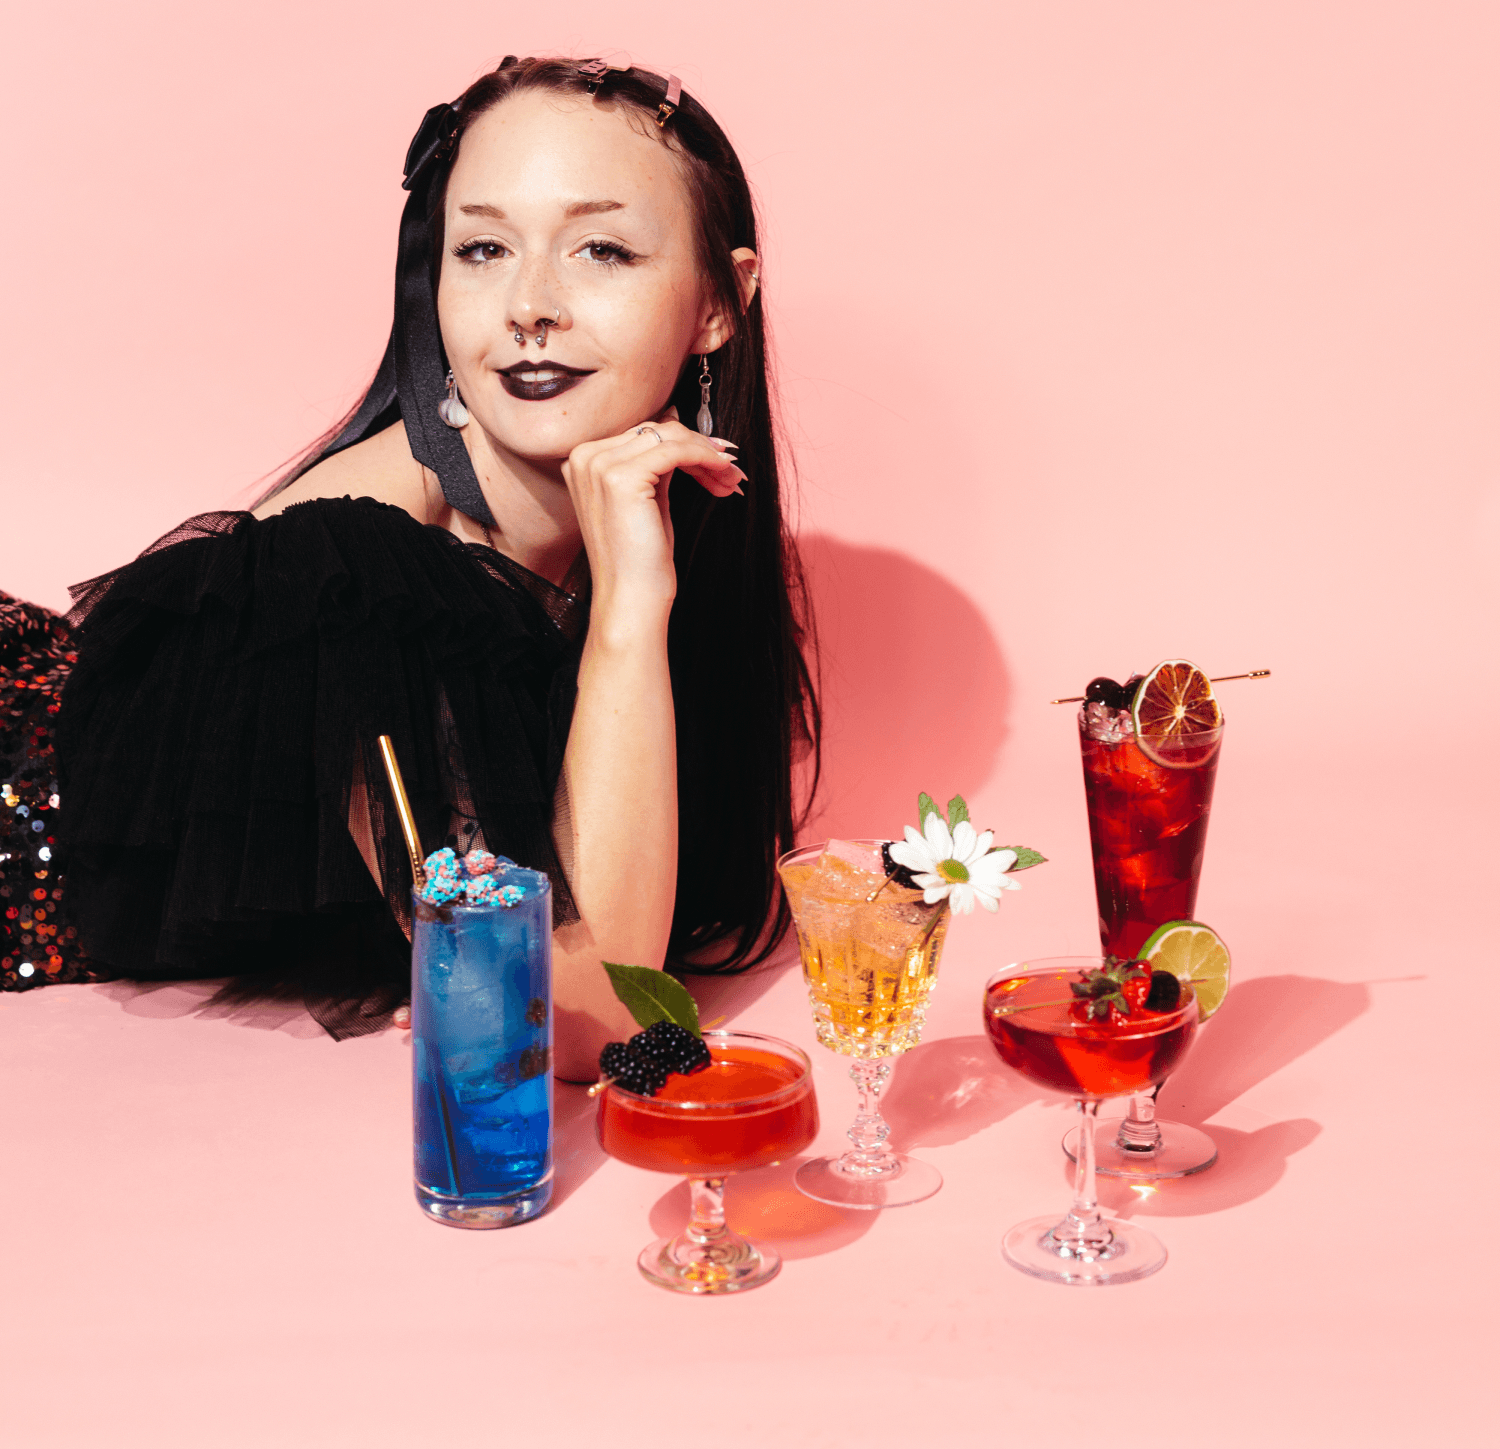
[888,812,1021,915]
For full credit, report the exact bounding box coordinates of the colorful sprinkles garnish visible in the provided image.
[416,846,525,908]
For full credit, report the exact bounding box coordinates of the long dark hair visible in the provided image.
[256,56,819,973]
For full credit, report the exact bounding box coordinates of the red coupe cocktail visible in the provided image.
[597,1039,819,1177]
[984,967,1197,1099]
[983,957,1200,1286]
[596,1029,818,1294]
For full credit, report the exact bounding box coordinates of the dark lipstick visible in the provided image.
[497,360,595,401]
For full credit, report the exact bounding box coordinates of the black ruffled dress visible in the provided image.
[3,495,585,1038]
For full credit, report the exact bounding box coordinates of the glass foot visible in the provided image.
[1062,1118,1218,1180]
[794,1152,943,1210]
[415,1176,552,1228]
[637,1227,781,1295]
[1002,1212,1167,1285]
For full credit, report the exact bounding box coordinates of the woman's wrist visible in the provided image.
[584,592,673,656]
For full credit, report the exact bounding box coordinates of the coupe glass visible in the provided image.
[777,841,949,1210]
[1076,711,1224,1178]
[983,956,1199,1285]
[595,1029,817,1295]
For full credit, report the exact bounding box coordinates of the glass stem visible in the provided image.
[1053,1099,1114,1257]
[842,1058,899,1177]
[1115,1084,1164,1154]
[686,1177,729,1247]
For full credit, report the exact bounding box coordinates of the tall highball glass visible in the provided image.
[1073,712,1223,1179]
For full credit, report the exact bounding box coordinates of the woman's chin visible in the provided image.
[479,411,648,466]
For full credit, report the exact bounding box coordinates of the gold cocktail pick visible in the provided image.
[377,734,427,891]
[1049,669,1271,705]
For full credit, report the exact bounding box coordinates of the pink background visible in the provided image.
[3,3,1494,1445]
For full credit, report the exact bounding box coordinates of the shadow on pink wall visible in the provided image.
[796,534,1010,838]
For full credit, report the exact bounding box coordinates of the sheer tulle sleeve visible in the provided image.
[56,496,583,1038]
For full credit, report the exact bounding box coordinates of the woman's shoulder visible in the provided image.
[253,422,431,522]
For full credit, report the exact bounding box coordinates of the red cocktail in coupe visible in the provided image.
[983,957,1199,1286]
[596,1030,818,1294]
[984,966,1197,1100]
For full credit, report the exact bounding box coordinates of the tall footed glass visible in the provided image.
[1074,710,1223,1179]
[777,841,950,1210]
[985,957,1199,1284]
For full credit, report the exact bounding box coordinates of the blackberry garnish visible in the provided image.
[597,1022,708,1097]
[879,841,921,890]
[1144,970,1182,1012]
[614,1057,669,1096]
[636,1020,712,1075]
[599,1041,635,1079]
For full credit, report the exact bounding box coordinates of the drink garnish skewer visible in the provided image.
[1049,669,1270,705]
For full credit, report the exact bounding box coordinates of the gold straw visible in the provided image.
[1050,668,1271,705]
[377,734,427,890]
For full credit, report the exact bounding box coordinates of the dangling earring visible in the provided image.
[696,354,714,435]
[438,369,469,428]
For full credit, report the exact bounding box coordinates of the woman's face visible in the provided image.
[438,89,722,463]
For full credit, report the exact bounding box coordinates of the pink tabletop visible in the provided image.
[3,708,1484,1447]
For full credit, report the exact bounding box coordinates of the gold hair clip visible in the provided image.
[657,74,682,127]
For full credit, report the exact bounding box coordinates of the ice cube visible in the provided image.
[821,839,886,876]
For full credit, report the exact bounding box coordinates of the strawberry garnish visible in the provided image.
[1069,957,1151,1024]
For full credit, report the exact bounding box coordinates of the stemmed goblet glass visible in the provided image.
[777,841,950,1210]
[984,956,1199,1285]
[595,1029,818,1294]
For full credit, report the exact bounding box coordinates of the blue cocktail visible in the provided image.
[411,856,553,1227]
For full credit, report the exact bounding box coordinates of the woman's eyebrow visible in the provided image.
[455,200,626,221]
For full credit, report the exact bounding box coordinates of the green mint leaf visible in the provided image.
[994,846,1048,872]
[946,795,970,829]
[917,792,939,830]
[602,962,702,1037]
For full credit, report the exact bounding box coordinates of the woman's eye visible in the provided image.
[578,240,636,266]
[455,241,507,264]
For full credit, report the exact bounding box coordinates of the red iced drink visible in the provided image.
[1080,717,1222,959]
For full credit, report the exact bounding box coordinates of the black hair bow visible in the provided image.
[402,101,462,192]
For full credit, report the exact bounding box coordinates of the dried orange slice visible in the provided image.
[1131,660,1223,768]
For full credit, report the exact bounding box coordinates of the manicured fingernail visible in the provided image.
[711,438,739,451]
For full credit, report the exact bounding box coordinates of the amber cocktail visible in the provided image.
[596,1030,817,1294]
[983,957,1199,1285]
[777,840,950,1210]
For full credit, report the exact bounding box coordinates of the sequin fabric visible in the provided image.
[0,592,108,992]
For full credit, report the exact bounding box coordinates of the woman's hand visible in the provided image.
[561,407,744,637]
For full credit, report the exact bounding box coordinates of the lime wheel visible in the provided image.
[1131,659,1223,768]
[1139,920,1232,1020]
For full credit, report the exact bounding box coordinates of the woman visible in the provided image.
[10,56,817,1080]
